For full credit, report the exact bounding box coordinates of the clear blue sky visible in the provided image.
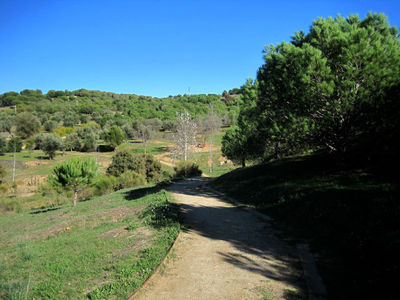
[1,0,399,97]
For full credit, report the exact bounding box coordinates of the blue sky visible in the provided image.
[1,0,399,97]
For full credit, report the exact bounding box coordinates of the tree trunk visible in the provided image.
[73,190,78,206]
[209,137,213,173]
[241,156,246,168]
[184,141,188,161]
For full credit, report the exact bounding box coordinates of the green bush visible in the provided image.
[107,151,162,182]
[173,161,202,179]
[92,175,118,196]
[116,170,146,190]
[0,183,8,194]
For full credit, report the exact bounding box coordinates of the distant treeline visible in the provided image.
[0,88,241,125]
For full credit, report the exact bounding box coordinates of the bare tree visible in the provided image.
[137,123,152,155]
[173,111,197,161]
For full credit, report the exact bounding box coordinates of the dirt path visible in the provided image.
[133,177,303,299]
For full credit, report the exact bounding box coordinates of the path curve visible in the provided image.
[133,177,302,299]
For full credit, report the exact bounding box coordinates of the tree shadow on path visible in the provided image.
[166,177,305,298]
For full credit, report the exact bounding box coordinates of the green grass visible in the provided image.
[191,150,236,177]
[0,185,179,299]
[210,151,399,300]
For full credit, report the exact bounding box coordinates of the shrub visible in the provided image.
[0,197,22,213]
[173,161,202,179]
[0,183,8,194]
[92,175,118,196]
[107,150,135,176]
[107,151,162,183]
[116,170,146,190]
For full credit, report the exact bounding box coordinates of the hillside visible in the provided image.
[210,152,399,300]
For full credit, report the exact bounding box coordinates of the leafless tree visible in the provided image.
[173,111,197,161]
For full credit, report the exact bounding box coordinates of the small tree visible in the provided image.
[41,133,62,159]
[15,112,40,138]
[137,123,152,154]
[50,158,98,206]
[0,137,7,155]
[44,120,57,132]
[65,132,81,151]
[25,138,35,156]
[104,125,124,149]
[173,111,197,161]
[7,138,22,153]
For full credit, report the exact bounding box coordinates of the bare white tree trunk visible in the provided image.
[173,111,197,162]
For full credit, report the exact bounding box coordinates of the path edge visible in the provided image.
[204,184,327,300]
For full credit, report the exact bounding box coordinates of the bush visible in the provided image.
[173,161,202,179]
[0,198,22,213]
[0,183,8,194]
[116,171,146,190]
[107,151,162,182]
[107,150,135,176]
[92,175,118,196]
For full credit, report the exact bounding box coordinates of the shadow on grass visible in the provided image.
[29,206,61,215]
[122,181,172,201]
[211,152,399,300]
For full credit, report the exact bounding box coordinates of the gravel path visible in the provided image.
[133,177,303,300]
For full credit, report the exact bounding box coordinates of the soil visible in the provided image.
[133,177,303,300]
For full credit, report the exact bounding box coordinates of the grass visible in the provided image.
[210,151,399,300]
[0,184,180,299]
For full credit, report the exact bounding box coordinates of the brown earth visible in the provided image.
[133,177,303,300]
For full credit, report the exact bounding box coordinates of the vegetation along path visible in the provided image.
[133,177,303,299]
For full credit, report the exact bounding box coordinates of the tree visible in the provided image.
[44,120,57,132]
[104,125,125,149]
[49,158,98,206]
[173,111,197,161]
[137,123,152,154]
[0,137,7,155]
[64,133,81,151]
[0,113,14,135]
[76,126,98,152]
[25,138,35,156]
[15,112,41,138]
[222,126,249,168]
[41,133,62,159]
[255,13,400,156]
[222,79,262,166]
[7,138,22,153]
